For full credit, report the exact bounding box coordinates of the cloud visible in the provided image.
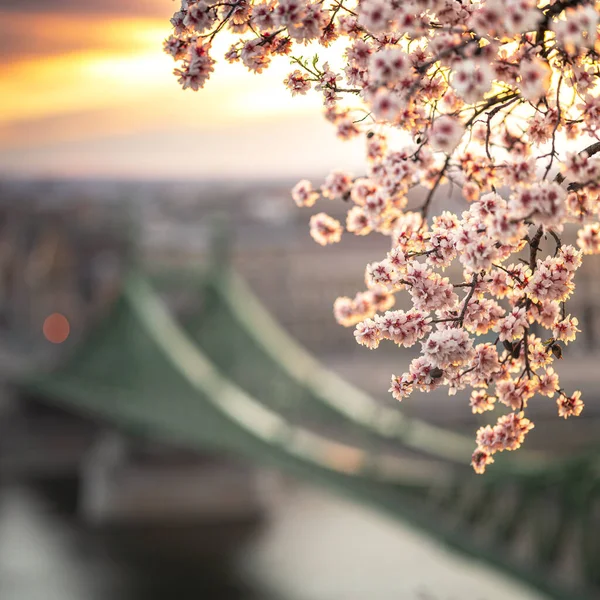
[0,0,170,17]
[0,12,168,60]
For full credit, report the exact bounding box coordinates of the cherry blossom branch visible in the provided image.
[548,229,563,256]
[529,225,545,269]
[543,74,563,179]
[166,0,598,474]
[419,154,451,219]
[457,274,479,328]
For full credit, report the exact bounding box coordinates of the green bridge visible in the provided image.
[12,254,600,600]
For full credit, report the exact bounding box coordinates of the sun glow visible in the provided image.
[0,7,361,178]
[0,12,322,127]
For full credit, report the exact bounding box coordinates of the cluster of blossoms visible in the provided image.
[166,0,600,473]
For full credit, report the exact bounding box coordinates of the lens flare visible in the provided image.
[43,313,70,344]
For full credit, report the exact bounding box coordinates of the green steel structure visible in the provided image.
[16,264,600,600]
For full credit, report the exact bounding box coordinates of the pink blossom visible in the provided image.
[531,301,560,328]
[241,38,271,72]
[578,223,600,254]
[496,378,536,411]
[357,0,393,34]
[471,449,494,474]
[284,70,311,95]
[292,179,319,207]
[408,356,443,392]
[354,318,381,349]
[321,170,353,199]
[309,212,343,245]
[184,2,217,33]
[557,391,584,419]
[429,116,465,154]
[451,59,493,104]
[421,329,474,369]
[470,390,495,415]
[553,315,580,343]
[375,309,431,347]
[537,367,559,397]
[552,5,599,54]
[492,412,534,452]
[346,206,372,236]
[253,2,277,30]
[405,262,458,311]
[518,58,551,103]
[493,306,528,342]
[368,48,411,86]
[509,182,566,228]
[389,372,415,401]
[470,343,502,383]
[369,88,403,122]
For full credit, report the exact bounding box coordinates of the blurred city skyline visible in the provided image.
[0,0,364,180]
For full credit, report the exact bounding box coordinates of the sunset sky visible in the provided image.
[0,1,364,179]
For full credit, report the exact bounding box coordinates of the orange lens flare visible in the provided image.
[43,313,70,344]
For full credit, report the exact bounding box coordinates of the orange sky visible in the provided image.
[0,2,363,179]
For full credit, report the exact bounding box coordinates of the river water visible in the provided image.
[0,477,546,600]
